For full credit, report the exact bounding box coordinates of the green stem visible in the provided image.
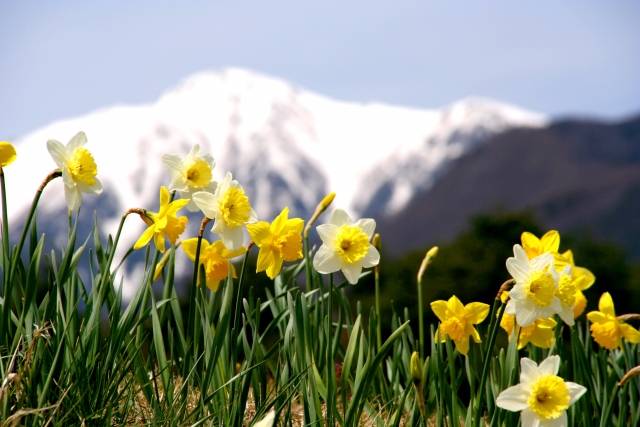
[326,273,334,427]
[374,262,382,350]
[303,236,313,293]
[417,276,424,356]
[0,167,10,275]
[474,299,506,427]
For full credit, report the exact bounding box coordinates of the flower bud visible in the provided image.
[410,351,422,384]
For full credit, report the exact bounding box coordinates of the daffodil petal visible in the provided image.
[354,218,376,239]
[430,300,448,321]
[313,245,340,274]
[598,292,616,317]
[67,131,87,150]
[316,223,337,245]
[46,139,67,168]
[464,302,490,324]
[541,230,560,253]
[454,336,469,355]
[329,208,351,227]
[520,409,537,427]
[566,382,587,405]
[620,324,640,343]
[266,254,283,279]
[192,191,218,218]
[270,207,289,234]
[538,354,560,376]
[256,247,275,274]
[134,226,156,250]
[496,384,528,411]
[247,221,271,245]
[361,246,380,268]
[341,262,363,285]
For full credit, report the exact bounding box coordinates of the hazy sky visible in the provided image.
[2,1,639,138]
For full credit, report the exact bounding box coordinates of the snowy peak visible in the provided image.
[10,67,547,250]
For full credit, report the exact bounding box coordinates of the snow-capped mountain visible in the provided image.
[6,68,546,294]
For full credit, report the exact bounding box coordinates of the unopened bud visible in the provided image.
[417,245,439,285]
[410,351,422,384]
[304,192,337,238]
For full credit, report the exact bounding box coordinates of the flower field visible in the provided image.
[0,135,639,426]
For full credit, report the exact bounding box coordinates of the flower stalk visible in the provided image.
[417,245,438,356]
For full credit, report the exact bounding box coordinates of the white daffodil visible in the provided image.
[162,144,216,211]
[505,244,573,327]
[192,172,257,250]
[252,410,275,427]
[313,209,380,285]
[46,131,102,212]
[496,355,586,427]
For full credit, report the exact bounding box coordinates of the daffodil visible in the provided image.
[46,131,102,211]
[521,230,560,259]
[496,355,586,427]
[312,208,379,285]
[192,172,257,250]
[554,250,595,318]
[246,207,303,279]
[0,141,17,167]
[162,144,216,211]
[505,244,573,327]
[252,410,276,427]
[587,292,640,350]
[522,231,595,319]
[182,237,246,291]
[134,186,189,253]
[430,295,489,355]
[500,313,557,349]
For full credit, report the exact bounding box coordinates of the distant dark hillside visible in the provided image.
[377,115,640,257]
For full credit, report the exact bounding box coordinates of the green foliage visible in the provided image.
[0,179,638,426]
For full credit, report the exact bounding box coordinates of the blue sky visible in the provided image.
[1,0,639,138]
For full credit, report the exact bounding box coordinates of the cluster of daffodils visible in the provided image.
[499,230,640,351]
[140,144,380,287]
[24,132,380,289]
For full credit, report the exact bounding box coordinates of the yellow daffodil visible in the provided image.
[192,172,257,250]
[312,208,380,285]
[134,186,189,253]
[500,313,557,349]
[162,144,216,211]
[496,355,586,427]
[46,131,102,211]
[555,250,595,318]
[521,230,560,259]
[430,295,489,355]
[0,141,17,167]
[506,244,572,327]
[181,237,246,291]
[587,292,640,350]
[246,207,304,279]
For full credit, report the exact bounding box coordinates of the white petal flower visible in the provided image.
[192,171,256,250]
[496,355,586,427]
[162,144,216,211]
[253,410,275,427]
[505,244,568,327]
[312,208,380,285]
[46,131,102,212]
